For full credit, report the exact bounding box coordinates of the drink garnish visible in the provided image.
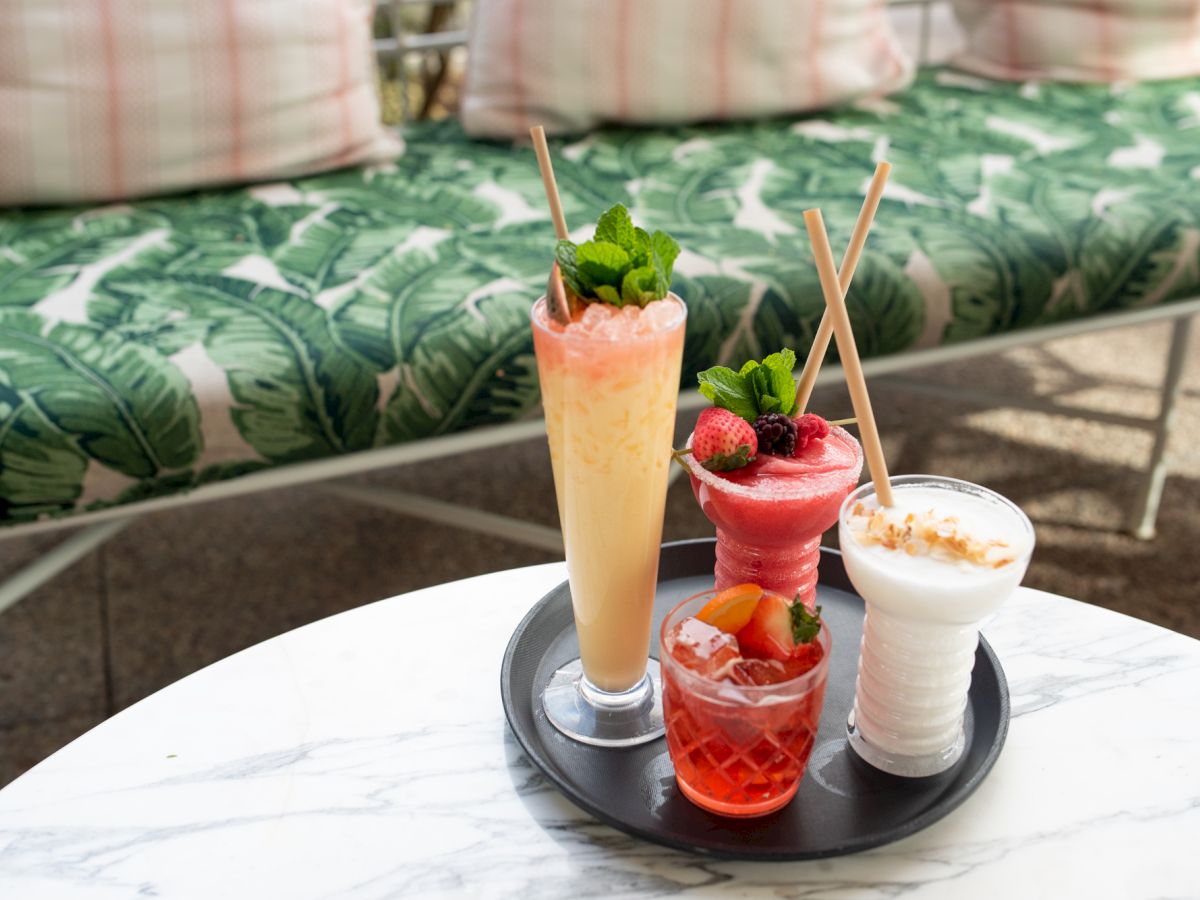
[696,583,763,634]
[678,350,836,470]
[667,587,826,684]
[554,205,679,309]
[753,412,798,456]
[690,407,758,472]
[795,413,831,454]
[697,350,799,423]
[734,592,798,662]
[545,261,576,325]
[790,601,822,644]
[849,501,1017,568]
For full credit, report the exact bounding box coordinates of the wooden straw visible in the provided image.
[530,126,573,324]
[794,161,892,413]
[803,208,895,507]
[530,126,569,241]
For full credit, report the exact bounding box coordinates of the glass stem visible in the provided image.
[713,530,822,606]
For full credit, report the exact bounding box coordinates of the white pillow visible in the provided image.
[951,0,1200,83]
[461,0,914,137]
[0,0,401,206]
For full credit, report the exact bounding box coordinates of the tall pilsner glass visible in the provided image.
[531,295,686,747]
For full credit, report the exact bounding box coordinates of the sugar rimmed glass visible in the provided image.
[681,426,862,606]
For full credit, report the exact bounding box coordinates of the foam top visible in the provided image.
[845,485,1033,580]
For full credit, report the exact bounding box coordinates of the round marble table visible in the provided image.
[0,561,1197,899]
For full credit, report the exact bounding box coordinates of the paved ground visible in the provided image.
[0,317,1197,788]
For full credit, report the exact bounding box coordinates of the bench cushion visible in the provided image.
[1,68,1199,526]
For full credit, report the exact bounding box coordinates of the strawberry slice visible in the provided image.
[734,592,795,661]
[696,583,763,634]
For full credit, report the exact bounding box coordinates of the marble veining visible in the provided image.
[0,564,1197,899]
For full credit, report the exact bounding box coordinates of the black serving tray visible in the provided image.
[500,539,1010,860]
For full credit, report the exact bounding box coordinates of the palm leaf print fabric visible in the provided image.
[1,69,1198,525]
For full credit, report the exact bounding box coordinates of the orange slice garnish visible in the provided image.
[696,583,764,634]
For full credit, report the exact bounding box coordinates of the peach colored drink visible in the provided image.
[532,295,686,692]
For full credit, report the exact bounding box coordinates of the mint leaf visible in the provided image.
[594,284,622,306]
[749,366,782,414]
[761,349,797,375]
[790,602,822,644]
[731,351,798,418]
[760,349,799,416]
[649,230,679,298]
[697,366,758,422]
[555,240,589,296]
[621,266,658,306]
[700,443,754,472]
[553,208,680,307]
[595,205,635,249]
[762,362,798,417]
[630,227,653,268]
[576,241,630,290]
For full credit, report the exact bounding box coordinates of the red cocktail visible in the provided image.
[660,586,831,817]
[684,425,862,606]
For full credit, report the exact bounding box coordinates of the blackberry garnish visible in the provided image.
[753,412,798,456]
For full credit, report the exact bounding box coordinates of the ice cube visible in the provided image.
[667,617,743,680]
[730,658,793,686]
[578,302,616,332]
[731,650,822,686]
[637,298,681,334]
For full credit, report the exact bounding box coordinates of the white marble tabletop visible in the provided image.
[0,561,1197,899]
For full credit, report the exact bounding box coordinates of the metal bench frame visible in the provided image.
[0,0,1195,615]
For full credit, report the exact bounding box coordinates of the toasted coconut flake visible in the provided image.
[849,504,1017,568]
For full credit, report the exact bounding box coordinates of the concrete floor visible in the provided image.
[1,318,1197,788]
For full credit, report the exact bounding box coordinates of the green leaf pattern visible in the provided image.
[0,69,1198,524]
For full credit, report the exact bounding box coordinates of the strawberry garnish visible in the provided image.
[692,407,757,472]
[734,592,795,661]
[736,593,824,663]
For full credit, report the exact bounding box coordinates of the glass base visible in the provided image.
[846,708,965,778]
[542,658,665,748]
[675,774,799,818]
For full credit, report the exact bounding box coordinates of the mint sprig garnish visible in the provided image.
[791,601,822,645]
[697,349,799,423]
[554,205,679,308]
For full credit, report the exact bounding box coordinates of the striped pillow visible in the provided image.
[461,0,914,137]
[0,0,401,207]
[952,0,1200,83]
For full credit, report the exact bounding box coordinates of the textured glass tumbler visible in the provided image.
[839,476,1034,777]
[660,590,831,817]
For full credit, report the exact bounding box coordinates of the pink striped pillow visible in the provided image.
[952,0,1200,83]
[0,0,401,207]
[461,0,914,137]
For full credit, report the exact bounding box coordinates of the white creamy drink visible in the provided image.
[838,476,1034,777]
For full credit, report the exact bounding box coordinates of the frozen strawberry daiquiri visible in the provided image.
[680,351,863,605]
[840,475,1034,777]
[534,205,685,747]
[660,584,830,817]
